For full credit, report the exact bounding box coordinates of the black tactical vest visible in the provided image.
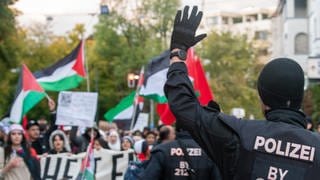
[151,133,220,180]
[218,113,320,180]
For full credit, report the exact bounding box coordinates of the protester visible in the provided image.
[121,136,134,151]
[27,99,57,155]
[145,131,157,148]
[98,120,109,139]
[133,140,150,162]
[158,125,176,144]
[48,130,71,154]
[142,127,150,138]
[107,130,121,151]
[0,123,7,147]
[132,130,143,142]
[306,117,313,131]
[70,126,101,153]
[37,115,48,135]
[164,6,320,179]
[140,129,221,179]
[0,124,41,180]
[316,121,320,134]
[94,137,109,151]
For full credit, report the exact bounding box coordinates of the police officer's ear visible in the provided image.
[207,100,221,112]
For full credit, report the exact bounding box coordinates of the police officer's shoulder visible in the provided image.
[151,141,173,154]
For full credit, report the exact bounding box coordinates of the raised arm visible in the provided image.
[164,6,240,177]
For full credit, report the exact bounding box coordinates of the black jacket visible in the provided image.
[140,131,221,180]
[164,62,320,179]
[31,112,57,154]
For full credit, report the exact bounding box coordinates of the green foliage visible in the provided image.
[91,0,179,118]
[309,85,320,124]
[199,32,263,119]
[0,0,19,116]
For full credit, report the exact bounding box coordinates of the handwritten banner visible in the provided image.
[40,149,134,180]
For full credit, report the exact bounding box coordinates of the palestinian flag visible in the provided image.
[139,50,170,103]
[104,91,143,130]
[104,91,136,121]
[141,49,213,125]
[76,138,95,180]
[34,41,86,91]
[9,64,45,124]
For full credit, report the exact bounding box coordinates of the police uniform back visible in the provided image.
[219,112,320,180]
[140,131,221,180]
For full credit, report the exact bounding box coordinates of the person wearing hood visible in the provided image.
[121,136,134,151]
[107,130,121,151]
[164,6,320,179]
[48,130,71,154]
[70,126,101,153]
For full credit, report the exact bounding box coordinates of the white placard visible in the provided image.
[133,113,149,131]
[56,91,98,127]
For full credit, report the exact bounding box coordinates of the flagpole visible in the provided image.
[82,38,90,92]
[130,66,144,130]
[150,99,154,129]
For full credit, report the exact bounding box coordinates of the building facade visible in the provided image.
[308,0,320,57]
[272,0,320,76]
[194,0,278,63]
[271,0,309,71]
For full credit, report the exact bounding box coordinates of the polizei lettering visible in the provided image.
[253,136,315,162]
[170,148,202,156]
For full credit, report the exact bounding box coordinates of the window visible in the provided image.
[247,14,258,22]
[295,33,308,54]
[255,31,268,40]
[222,17,229,24]
[232,17,242,24]
[207,16,218,25]
[294,0,307,18]
[262,13,269,19]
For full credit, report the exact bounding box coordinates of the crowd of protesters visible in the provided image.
[0,98,182,179]
[1,99,320,180]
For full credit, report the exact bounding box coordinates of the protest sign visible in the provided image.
[56,91,98,127]
[40,149,134,180]
[133,113,149,131]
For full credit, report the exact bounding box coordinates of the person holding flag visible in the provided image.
[164,5,320,180]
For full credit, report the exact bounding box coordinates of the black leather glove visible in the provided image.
[170,6,207,51]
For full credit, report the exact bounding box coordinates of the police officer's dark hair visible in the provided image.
[159,126,170,141]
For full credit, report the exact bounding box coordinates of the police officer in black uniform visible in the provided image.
[140,126,221,180]
[164,6,320,180]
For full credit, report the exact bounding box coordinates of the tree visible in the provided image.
[0,22,86,118]
[0,0,20,115]
[199,31,263,119]
[91,0,179,118]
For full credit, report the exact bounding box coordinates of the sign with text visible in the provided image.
[40,149,134,180]
[133,113,149,131]
[56,91,98,127]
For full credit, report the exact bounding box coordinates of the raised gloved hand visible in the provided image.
[170,6,207,51]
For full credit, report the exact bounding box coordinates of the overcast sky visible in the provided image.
[14,0,278,36]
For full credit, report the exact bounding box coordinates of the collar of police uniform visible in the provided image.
[265,109,306,128]
[176,131,192,139]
